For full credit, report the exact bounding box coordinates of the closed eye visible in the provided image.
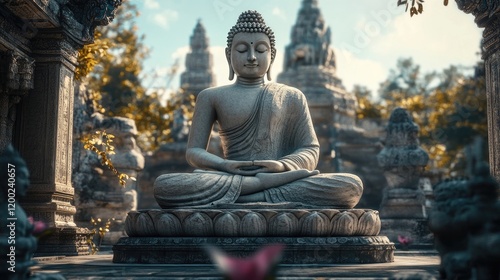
[256,45,268,53]
[235,44,248,53]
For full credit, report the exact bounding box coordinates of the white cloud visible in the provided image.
[144,0,160,9]
[369,1,481,71]
[211,46,231,87]
[153,9,179,30]
[272,7,287,20]
[334,48,386,96]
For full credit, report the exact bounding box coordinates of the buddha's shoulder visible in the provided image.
[268,83,306,99]
[197,85,233,100]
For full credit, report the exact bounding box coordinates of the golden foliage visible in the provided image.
[87,217,115,255]
[75,31,113,81]
[80,130,135,186]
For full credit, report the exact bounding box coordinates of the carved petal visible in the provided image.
[155,213,183,236]
[135,213,156,236]
[356,210,381,236]
[331,211,358,236]
[214,212,240,236]
[269,212,299,236]
[240,212,267,236]
[300,211,331,236]
[124,211,141,236]
[183,212,214,236]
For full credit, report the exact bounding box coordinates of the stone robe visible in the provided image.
[154,83,363,208]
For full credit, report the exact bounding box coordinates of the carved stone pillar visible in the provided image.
[15,31,90,256]
[483,21,500,183]
[1,0,123,256]
[456,1,500,182]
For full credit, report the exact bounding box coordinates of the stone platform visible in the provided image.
[113,236,394,264]
[113,207,395,264]
[32,249,440,279]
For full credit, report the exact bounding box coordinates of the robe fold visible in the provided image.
[154,83,363,208]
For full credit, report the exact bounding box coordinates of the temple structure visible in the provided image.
[277,0,359,172]
[180,19,216,97]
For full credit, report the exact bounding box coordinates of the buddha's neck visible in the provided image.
[236,77,265,87]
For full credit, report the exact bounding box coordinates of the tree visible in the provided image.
[353,85,383,123]
[424,61,487,174]
[76,1,195,152]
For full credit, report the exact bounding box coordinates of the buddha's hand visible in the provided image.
[252,160,286,173]
[220,159,261,175]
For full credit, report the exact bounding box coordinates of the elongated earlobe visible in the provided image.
[225,47,234,81]
[266,64,273,81]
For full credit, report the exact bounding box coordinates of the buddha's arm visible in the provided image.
[278,90,320,171]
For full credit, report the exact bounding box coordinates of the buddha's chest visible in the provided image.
[215,89,262,129]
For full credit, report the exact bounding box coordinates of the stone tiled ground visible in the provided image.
[31,250,440,279]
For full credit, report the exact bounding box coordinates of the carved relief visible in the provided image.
[56,74,72,184]
[0,51,35,152]
[125,209,382,237]
[60,0,123,44]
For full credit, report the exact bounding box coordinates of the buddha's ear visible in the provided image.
[225,47,234,81]
[267,63,273,81]
[267,50,276,81]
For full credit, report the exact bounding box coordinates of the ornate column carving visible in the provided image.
[6,0,123,256]
[0,51,35,152]
[17,32,79,229]
[456,0,500,182]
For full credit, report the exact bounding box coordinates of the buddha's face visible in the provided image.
[228,32,272,79]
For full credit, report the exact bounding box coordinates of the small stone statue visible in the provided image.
[154,10,363,208]
[377,107,429,219]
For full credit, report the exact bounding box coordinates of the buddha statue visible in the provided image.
[154,10,363,209]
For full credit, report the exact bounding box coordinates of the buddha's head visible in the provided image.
[226,10,276,81]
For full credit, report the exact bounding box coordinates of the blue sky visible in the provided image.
[131,0,482,97]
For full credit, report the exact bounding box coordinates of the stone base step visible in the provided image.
[112,236,395,264]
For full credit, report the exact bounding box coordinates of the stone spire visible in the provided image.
[283,0,335,70]
[180,19,215,96]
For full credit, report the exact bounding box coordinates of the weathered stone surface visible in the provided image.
[378,108,429,219]
[125,209,381,237]
[112,236,395,264]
